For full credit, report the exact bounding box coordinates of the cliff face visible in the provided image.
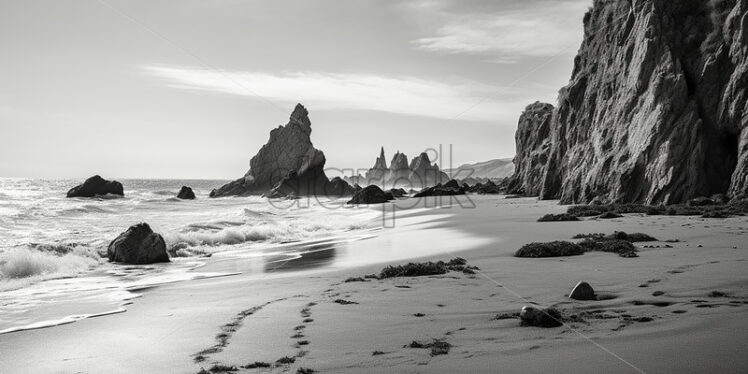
[210,104,332,197]
[512,0,748,204]
[506,102,554,196]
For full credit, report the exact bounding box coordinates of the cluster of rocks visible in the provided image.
[66,179,200,264]
[517,281,598,328]
[506,0,748,204]
[67,176,198,200]
[348,147,450,189]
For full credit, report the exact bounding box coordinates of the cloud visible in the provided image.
[411,0,590,62]
[141,65,534,121]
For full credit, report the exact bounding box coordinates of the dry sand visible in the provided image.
[1,195,747,373]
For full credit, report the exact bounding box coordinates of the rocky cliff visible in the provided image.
[210,104,334,197]
[510,0,748,204]
[505,102,554,196]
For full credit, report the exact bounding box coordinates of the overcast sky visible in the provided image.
[0,0,590,179]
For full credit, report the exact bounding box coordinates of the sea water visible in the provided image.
[0,178,381,334]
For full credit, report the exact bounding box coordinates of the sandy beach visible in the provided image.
[2,195,746,374]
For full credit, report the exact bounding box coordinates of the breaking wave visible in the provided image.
[0,245,102,290]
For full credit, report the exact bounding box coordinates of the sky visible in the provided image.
[0,0,591,179]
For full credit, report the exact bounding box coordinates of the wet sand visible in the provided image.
[1,195,747,373]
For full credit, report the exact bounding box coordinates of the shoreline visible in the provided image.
[1,195,747,373]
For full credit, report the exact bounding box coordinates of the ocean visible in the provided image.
[0,178,380,334]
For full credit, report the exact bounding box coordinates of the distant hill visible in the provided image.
[445,158,514,180]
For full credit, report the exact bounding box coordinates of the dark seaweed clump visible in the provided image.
[537,213,580,222]
[515,241,585,258]
[379,257,470,278]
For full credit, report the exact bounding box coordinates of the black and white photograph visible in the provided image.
[1,0,747,373]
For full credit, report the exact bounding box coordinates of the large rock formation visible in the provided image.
[387,151,411,184]
[408,152,449,187]
[107,223,169,264]
[351,148,449,188]
[364,147,389,182]
[505,102,554,196]
[509,0,748,204]
[67,175,124,198]
[210,104,333,197]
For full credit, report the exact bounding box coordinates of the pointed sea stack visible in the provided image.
[210,104,333,198]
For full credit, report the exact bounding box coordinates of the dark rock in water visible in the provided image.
[507,0,748,204]
[210,103,332,197]
[505,102,554,196]
[66,175,124,198]
[177,186,196,200]
[520,306,563,328]
[347,185,392,205]
[414,181,465,197]
[265,166,331,198]
[107,223,169,264]
[208,177,246,197]
[569,281,596,300]
[353,184,363,193]
[388,188,406,198]
[688,197,715,206]
[325,177,357,197]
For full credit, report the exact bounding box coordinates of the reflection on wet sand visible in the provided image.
[264,242,337,272]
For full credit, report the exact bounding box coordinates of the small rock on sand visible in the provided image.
[569,281,596,300]
[520,306,563,328]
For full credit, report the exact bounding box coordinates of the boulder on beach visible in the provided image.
[107,223,169,264]
[519,306,563,328]
[177,186,196,200]
[347,185,391,205]
[66,175,124,198]
[569,281,596,300]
